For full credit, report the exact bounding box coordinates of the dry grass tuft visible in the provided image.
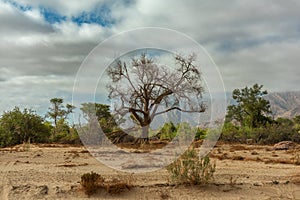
[167,147,216,185]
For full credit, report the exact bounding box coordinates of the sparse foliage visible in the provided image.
[47,98,75,135]
[107,53,205,141]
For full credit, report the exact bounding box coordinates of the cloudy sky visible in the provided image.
[1,0,300,116]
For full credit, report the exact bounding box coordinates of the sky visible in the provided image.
[0,0,300,117]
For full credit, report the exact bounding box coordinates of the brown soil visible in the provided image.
[0,143,299,199]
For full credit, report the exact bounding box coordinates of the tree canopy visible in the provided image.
[226,84,272,128]
[80,103,116,133]
[0,107,51,147]
[47,98,75,135]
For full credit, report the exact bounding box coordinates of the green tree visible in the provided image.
[226,84,272,128]
[47,98,75,135]
[0,107,51,147]
[0,125,11,147]
[80,103,116,133]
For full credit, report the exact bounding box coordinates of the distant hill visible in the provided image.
[265,91,300,119]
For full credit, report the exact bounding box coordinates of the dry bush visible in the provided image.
[105,176,133,194]
[167,148,216,185]
[81,171,104,196]
[80,172,133,196]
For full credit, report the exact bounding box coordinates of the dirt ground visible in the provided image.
[0,143,300,200]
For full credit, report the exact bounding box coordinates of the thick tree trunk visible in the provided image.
[141,125,149,139]
[134,125,149,144]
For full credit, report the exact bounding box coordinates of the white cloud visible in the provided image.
[0,1,53,35]
[0,0,300,116]
[11,0,106,16]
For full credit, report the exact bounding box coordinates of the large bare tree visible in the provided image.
[107,53,206,141]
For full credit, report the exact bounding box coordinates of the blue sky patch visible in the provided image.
[39,7,67,24]
[5,0,66,24]
[5,0,116,26]
[72,4,115,27]
[5,0,32,12]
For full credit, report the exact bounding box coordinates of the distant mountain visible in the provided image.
[265,91,300,119]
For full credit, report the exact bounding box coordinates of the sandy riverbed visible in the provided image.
[0,143,299,199]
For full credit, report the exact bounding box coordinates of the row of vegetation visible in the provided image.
[0,98,77,147]
[0,84,299,148]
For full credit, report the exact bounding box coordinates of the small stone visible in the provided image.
[273,141,295,150]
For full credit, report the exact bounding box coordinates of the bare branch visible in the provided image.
[154,104,206,117]
[106,52,205,138]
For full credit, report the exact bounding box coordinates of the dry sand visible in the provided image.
[0,143,300,200]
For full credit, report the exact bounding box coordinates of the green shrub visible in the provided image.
[251,124,297,144]
[195,128,207,140]
[221,123,242,142]
[0,126,12,148]
[221,121,300,144]
[0,107,51,147]
[159,122,177,140]
[51,126,81,144]
[167,148,216,185]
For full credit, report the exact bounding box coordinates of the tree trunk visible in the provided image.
[134,125,149,144]
[141,125,149,139]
